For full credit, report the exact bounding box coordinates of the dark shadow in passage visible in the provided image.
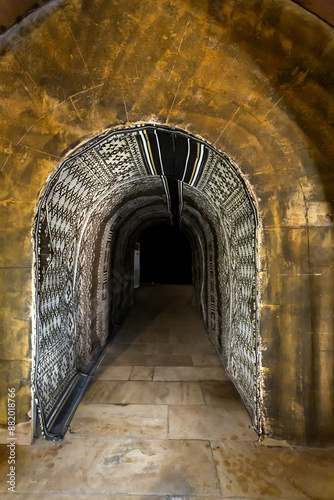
[138,224,192,285]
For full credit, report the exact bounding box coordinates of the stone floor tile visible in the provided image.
[94,365,132,381]
[192,355,222,366]
[154,366,228,382]
[114,329,209,346]
[109,343,174,355]
[115,329,171,344]
[101,352,193,367]
[82,380,205,405]
[6,284,332,500]
[184,498,224,500]
[168,405,256,441]
[69,404,167,438]
[130,366,154,380]
[201,381,243,404]
[169,331,209,344]
[1,496,165,500]
[171,343,217,355]
[19,437,221,495]
[114,332,158,344]
[211,441,334,499]
[0,440,50,492]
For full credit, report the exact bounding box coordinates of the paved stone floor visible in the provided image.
[1,284,334,499]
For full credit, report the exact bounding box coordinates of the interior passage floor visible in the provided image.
[1,284,334,499]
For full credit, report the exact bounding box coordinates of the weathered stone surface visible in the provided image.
[17,437,221,495]
[169,404,256,441]
[70,404,168,439]
[94,365,132,381]
[0,268,32,358]
[0,0,333,445]
[0,360,31,426]
[0,202,35,268]
[101,352,194,367]
[211,441,334,499]
[1,283,333,496]
[0,0,51,31]
[82,380,205,406]
[130,366,154,381]
[154,366,228,382]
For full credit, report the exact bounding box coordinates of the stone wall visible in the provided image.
[1,0,333,33]
[0,0,333,445]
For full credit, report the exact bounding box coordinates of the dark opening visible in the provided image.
[138,224,192,284]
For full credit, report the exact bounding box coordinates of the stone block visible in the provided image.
[0,268,32,361]
[169,404,256,441]
[70,404,167,439]
[12,437,221,495]
[82,380,205,406]
[308,227,334,270]
[0,360,31,426]
[211,441,334,498]
[260,303,313,442]
[308,267,334,333]
[261,227,310,278]
[0,147,57,202]
[0,202,35,267]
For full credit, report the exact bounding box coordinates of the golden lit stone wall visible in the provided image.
[0,0,333,445]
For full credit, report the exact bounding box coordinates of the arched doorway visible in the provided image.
[33,124,260,438]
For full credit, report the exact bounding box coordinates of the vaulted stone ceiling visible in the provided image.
[1,0,334,31]
[0,0,333,446]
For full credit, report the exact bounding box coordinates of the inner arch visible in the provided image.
[33,124,259,438]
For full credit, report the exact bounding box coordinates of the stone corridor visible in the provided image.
[1,285,334,498]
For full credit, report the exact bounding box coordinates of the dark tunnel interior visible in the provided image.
[137,224,192,285]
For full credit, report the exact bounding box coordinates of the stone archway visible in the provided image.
[33,124,260,438]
